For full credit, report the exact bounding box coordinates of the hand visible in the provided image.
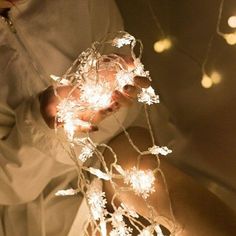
[39,57,150,132]
[0,0,17,9]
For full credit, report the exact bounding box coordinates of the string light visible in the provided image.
[201,74,213,89]
[54,32,176,235]
[228,15,236,28]
[124,167,155,199]
[153,38,172,53]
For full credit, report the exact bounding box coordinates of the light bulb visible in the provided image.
[201,74,213,89]
[153,38,172,53]
[224,33,236,45]
[228,16,236,28]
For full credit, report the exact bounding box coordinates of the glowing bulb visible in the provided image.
[153,38,172,53]
[228,16,236,28]
[211,72,222,84]
[224,33,236,45]
[201,74,213,88]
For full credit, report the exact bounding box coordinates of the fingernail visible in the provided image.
[107,107,113,113]
[91,126,98,132]
[123,85,131,91]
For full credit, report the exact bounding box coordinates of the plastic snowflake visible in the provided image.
[116,70,134,90]
[124,167,155,199]
[138,86,160,105]
[87,181,107,220]
[112,33,135,48]
[77,138,96,162]
[148,145,172,156]
[110,224,133,236]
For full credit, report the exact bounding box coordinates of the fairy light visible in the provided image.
[153,38,172,53]
[201,74,213,89]
[149,145,172,156]
[223,32,236,45]
[124,167,155,199]
[228,16,236,28]
[87,180,107,221]
[138,86,160,105]
[53,32,177,235]
[211,71,222,84]
[77,138,96,162]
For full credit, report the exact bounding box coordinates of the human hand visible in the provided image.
[39,56,150,132]
[0,0,18,9]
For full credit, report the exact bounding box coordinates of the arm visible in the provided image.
[103,126,236,236]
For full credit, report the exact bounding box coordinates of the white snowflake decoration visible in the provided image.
[110,224,133,236]
[138,86,160,105]
[80,80,114,110]
[124,167,155,199]
[133,58,150,78]
[87,181,107,220]
[148,145,172,156]
[116,70,134,90]
[77,138,96,162]
[112,33,135,48]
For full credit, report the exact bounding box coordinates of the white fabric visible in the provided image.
[0,0,141,235]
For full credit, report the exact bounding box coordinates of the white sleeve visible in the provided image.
[0,97,75,205]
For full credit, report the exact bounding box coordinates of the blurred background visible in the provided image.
[116,0,236,212]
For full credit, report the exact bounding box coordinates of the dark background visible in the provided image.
[116,0,236,211]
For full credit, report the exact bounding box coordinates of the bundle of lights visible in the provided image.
[52,31,177,235]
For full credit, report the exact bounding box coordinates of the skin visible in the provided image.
[103,127,236,235]
[39,55,150,132]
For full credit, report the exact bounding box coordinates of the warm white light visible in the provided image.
[228,16,236,28]
[223,33,236,45]
[201,74,213,88]
[148,145,172,156]
[138,86,160,105]
[55,188,77,196]
[211,72,222,84]
[87,180,107,220]
[80,81,113,109]
[124,167,155,199]
[153,38,172,53]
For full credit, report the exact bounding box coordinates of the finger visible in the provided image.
[77,125,98,133]
[92,102,120,124]
[123,85,139,99]
[0,1,13,8]
[133,76,151,88]
[112,90,133,107]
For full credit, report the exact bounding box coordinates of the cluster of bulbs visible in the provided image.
[51,32,176,235]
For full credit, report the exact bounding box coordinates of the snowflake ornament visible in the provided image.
[112,33,135,48]
[148,145,172,156]
[138,86,160,105]
[87,180,107,220]
[77,137,96,162]
[124,167,155,199]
